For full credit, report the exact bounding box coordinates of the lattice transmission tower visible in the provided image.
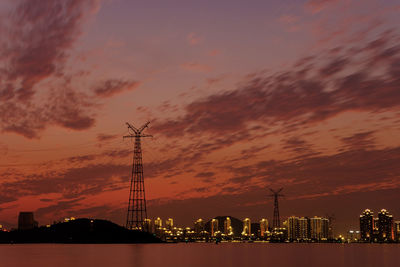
[269,188,284,229]
[124,121,152,230]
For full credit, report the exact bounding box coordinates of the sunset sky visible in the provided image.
[0,0,400,234]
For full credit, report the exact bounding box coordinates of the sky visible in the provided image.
[0,0,400,234]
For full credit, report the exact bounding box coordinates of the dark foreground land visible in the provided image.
[0,218,161,243]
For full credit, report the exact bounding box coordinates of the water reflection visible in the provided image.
[0,243,398,267]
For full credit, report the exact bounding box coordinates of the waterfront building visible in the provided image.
[310,216,329,240]
[166,218,174,230]
[242,218,251,236]
[321,218,329,240]
[194,218,204,234]
[310,217,321,240]
[18,212,38,230]
[394,221,400,242]
[287,216,299,241]
[211,219,219,236]
[298,217,309,240]
[154,217,162,229]
[143,218,152,233]
[260,218,268,237]
[224,217,233,236]
[377,209,394,242]
[347,230,360,242]
[359,209,374,241]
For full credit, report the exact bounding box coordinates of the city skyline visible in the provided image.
[0,0,400,236]
[8,207,399,243]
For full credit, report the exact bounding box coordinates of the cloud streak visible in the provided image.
[153,31,400,140]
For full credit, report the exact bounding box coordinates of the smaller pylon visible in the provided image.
[269,188,284,229]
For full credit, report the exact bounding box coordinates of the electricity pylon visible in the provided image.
[124,121,152,230]
[269,188,284,229]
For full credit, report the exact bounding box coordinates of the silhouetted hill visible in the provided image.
[0,218,161,243]
[205,216,243,236]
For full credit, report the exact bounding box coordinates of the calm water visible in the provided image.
[0,243,399,267]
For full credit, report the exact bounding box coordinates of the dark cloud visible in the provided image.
[93,79,140,98]
[0,163,129,201]
[340,131,376,150]
[152,31,400,141]
[36,198,85,219]
[97,133,118,142]
[46,86,96,130]
[282,136,316,156]
[195,172,215,183]
[226,146,400,196]
[0,0,98,138]
[0,1,136,138]
[1,0,96,100]
[319,57,348,76]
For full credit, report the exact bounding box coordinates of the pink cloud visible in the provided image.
[180,62,212,72]
[186,32,203,46]
[93,79,140,98]
[305,0,341,14]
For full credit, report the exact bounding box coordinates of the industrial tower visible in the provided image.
[269,188,284,229]
[124,121,152,230]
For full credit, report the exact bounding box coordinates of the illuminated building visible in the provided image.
[154,217,162,229]
[310,216,329,240]
[242,218,251,236]
[143,218,152,233]
[211,219,219,236]
[154,217,163,236]
[259,218,268,237]
[18,212,38,230]
[166,218,174,230]
[298,217,309,240]
[224,217,233,236]
[287,216,299,241]
[394,221,400,242]
[347,230,360,242]
[377,209,393,242]
[310,217,320,240]
[360,209,374,241]
[194,219,204,234]
[321,218,329,240]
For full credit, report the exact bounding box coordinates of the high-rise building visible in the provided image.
[360,209,374,241]
[194,219,204,234]
[224,217,233,236]
[260,218,269,237]
[310,217,320,240]
[18,212,38,230]
[166,218,174,230]
[242,218,251,236]
[211,219,219,236]
[143,218,152,233]
[309,216,328,240]
[394,221,400,242]
[298,217,309,240]
[287,216,299,241]
[377,209,394,242]
[154,217,162,230]
[321,218,329,240]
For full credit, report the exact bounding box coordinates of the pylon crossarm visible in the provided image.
[138,121,150,133]
[126,122,139,134]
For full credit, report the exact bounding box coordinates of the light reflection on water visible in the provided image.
[0,243,399,267]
